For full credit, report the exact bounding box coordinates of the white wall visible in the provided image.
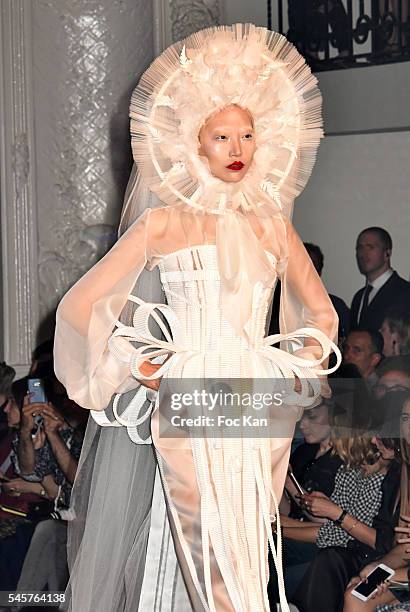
[293,60,410,306]
[293,130,410,305]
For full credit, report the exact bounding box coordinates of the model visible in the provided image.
[54,24,341,612]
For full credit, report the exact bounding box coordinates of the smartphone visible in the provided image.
[28,378,47,405]
[351,564,395,602]
[287,469,305,496]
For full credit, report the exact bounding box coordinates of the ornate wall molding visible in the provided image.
[153,0,221,52]
[1,0,154,373]
[0,0,39,373]
[31,1,154,326]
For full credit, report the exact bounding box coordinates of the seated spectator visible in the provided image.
[0,361,15,436]
[16,387,84,504]
[380,309,410,357]
[0,380,53,591]
[283,399,343,519]
[288,412,401,612]
[29,338,54,377]
[13,384,85,594]
[344,391,410,611]
[304,241,350,343]
[343,329,384,389]
[0,369,84,595]
[374,356,410,399]
[272,399,343,600]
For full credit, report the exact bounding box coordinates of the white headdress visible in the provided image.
[127,23,323,221]
[118,23,325,339]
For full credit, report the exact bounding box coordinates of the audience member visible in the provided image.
[343,329,384,388]
[13,383,85,594]
[374,356,410,399]
[344,391,410,611]
[288,402,402,612]
[380,309,410,357]
[351,227,410,332]
[0,380,52,591]
[0,362,15,435]
[29,339,54,377]
[273,399,343,600]
[284,400,343,519]
[304,241,350,343]
[0,357,85,595]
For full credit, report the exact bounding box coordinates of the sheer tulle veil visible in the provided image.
[62,167,167,611]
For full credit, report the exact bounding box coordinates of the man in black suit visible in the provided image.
[351,227,410,332]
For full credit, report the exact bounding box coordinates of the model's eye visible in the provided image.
[242,133,253,140]
[215,135,228,141]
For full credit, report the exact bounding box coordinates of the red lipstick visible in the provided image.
[226,161,244,171]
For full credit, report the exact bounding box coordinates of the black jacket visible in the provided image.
[351,271,410,331]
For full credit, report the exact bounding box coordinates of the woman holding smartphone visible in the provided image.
[343,392,410,612]
[286,394,403,612]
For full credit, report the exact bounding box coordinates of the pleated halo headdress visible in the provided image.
[129,23,323,219]
[124,23,324,337]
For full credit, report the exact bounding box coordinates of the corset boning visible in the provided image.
[158,245,277,377]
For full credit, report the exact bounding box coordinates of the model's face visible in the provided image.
[356,231,390,276]
[343,331,380,377]
[299,404,331,445]
[379,320,398,357]
[401,399,410,445]
[198,105,256,183]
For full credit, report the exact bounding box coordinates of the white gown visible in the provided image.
[54,207,340,612]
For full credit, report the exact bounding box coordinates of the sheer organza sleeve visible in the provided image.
[279,216,339,377]
[54,208,152,411]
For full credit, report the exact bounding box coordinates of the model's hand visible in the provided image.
[136,360,165,392]
[302,491,341,520]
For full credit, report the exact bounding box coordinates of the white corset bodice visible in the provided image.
[158,245,277,375]
[106,246,338,402]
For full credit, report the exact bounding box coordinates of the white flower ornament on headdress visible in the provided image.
[130,23,323,217]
